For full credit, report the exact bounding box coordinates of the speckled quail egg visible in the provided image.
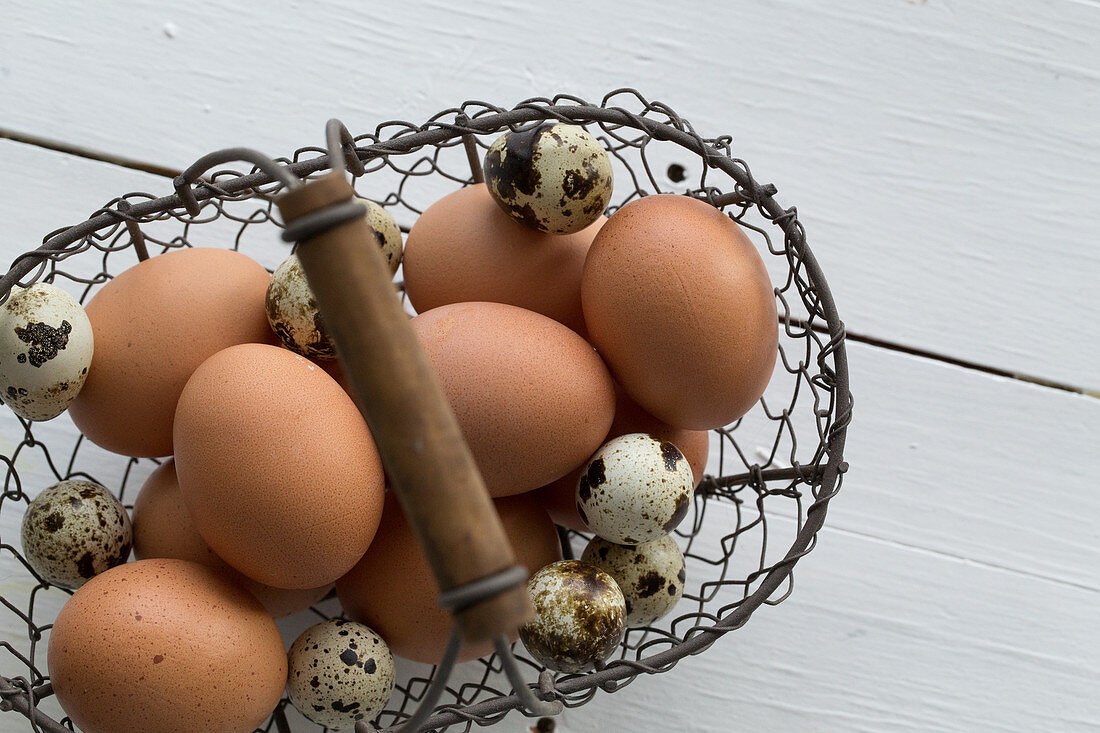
[581,534,686,627]
[484,123,613,234]
[267,199,402,358]
[575,433,694,545]
[519,560,626,673]
[265,255,332,359]
[20,479,131,588]
[361,198,404,275]
[286,619,395,730]
[0,284,93,421]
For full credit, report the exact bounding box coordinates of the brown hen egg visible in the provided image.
[402,184,604,334]
[411,302,615,497]
[173,344,385,589]
[581,194,778,430]
[68,248,274,457]
[132,460,331,618]
[48,558,286,733]
[538,385,710,532]
[336,493,562,664]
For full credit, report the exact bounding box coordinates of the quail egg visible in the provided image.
[519,560,626,673]
[286,619,395,729]
[21,479,131,588]
[361,198,404,276]
[484,123,613,234]
[0,283,93,421]
[267,199,401,358]
[581,534,686,627]
[265,255,333,359]
[575,433,694,545]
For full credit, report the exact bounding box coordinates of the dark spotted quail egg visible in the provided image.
[575,433,694,544]
[484,123,613,234]
[267,199,401,358]
[0,283,93,421]
[287,619,395,730]
[581,534,686,627]
[519,560,626,673]
[20,479,131,588]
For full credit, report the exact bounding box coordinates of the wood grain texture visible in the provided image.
[1,0,1098,389]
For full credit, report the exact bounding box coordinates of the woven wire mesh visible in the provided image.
[0,89,851,732]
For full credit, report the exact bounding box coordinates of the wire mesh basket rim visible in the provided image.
[0,90,851,733]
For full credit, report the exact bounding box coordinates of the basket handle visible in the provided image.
[276,172,534,645]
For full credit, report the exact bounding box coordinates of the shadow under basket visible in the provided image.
[0,89,851,732]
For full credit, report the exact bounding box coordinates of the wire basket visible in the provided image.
[0,89,851,732]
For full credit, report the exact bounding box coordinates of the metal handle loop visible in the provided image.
[326,118,367,177]
[173,146,301,216]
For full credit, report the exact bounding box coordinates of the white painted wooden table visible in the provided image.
[0,1,1097,731]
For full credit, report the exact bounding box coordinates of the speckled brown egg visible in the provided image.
[411,302,614,497]
[132,459,331,618]
[538,384,710,533]
[0,283,93,421]
[485,123,613,234]
[581,193,778,430]
[68,247,274,457]
[287,619,395,729]
[581,534,686,627]
[47,558,287,733]
[576,433,694,544]
[519,560,626,673]
[174,343,385,589]
[336,493,562,664]
[20,479,131,589]
[402,184,604,334]
[267,200,400,359]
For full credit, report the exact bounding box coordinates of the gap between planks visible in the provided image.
[3,126,1096,402]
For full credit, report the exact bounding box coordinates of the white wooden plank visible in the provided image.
[708,339,1100,593]
[550,514,1100,733]
[834,343,1100,593]
[0,139,167,268]
[1,0,1099,389]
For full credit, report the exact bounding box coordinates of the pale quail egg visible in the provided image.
[0,283,93,421]
[287,619,395,729]
[265,255,333,359]
[361,198,403,276]
[519,559,626,673]
[575,433,694,544]
[484,123,613,234]
[20,479,131,588]
[581,534,686,627]
[267,199,401,358]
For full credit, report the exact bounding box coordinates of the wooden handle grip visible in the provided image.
[276,173,533,643]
